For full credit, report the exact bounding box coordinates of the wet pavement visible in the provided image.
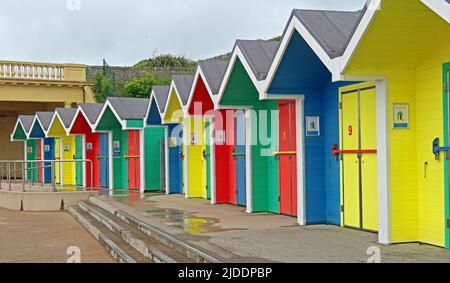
[97,193,450,263]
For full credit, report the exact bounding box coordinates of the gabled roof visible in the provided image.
[107,97,150,120]
[172,75,195,106]
[35,112,54,131]
[198,60,229,95]
[79,103,104,124]
[262,6,365,96]
[18,115,34,133]
[11,115,35,141]
[217,40,278,106]
[236,40,279,81]
[55,108,77,129]
[152,86,171,114]
[292,9,364,59]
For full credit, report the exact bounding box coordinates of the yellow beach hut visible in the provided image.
[47,108,77,187]
[334,0,450,248]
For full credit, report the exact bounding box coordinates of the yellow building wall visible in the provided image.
[184,117,207,199]
[342,1,450,247]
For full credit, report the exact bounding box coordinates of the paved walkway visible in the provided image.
[99,193,450,263]
[0,208,115,263]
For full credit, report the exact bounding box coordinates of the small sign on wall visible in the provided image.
[306,116,320,137]
[44,145,51,152]
[113,141,120,157]
[215,130,225,145]
[64,144,70,152]
[393,104,409,129]
[27,147,33,154]
[86,142,93,151]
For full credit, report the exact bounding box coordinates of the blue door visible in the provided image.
[43,138,55,184]
[99,133,109,188]
[168,124,183,194]
[235,111,246,206]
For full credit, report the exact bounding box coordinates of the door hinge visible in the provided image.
[341,205,344,212]
[445,82,449,93]
[447,219,450,228]
[339,102,343,110]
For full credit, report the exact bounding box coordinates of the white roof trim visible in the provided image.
[421,0,450,23]
[93,100,127,131]
[27,114,49,139]
[162,80,186,123]
[216,45,265,107]
[48,111,71,137]
[10,118,29,142]
[185,66,215,117]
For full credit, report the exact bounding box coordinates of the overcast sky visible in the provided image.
[1,0,366,66]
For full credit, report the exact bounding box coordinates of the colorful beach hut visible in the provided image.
[94,97,149,193]
[217,40,279,213]
[10,115,35,181]
[185,60,229,204]
[144,86,170,192]
[162,75,195,196]
[68,103,104,188]
[47,108,77,186]
[262,8,362,226]
[332,0,450,248]
[28,112,56,184]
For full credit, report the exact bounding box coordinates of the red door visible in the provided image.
[127,130,141,191]
[37,139,43,183]
[278,101,297,217]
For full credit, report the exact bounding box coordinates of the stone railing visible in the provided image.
[0,61,87,82]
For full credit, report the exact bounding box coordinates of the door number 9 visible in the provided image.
[348,125,353,136]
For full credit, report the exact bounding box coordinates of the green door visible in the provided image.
[75,136,84,186]
[26,140,38,181]
[144,127,165,191]
[444,63,450,249]
[205,120,211,200]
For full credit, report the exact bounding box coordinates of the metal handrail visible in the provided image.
[0,159,94,193]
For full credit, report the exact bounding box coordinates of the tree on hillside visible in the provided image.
[93,72,115,103]
[124,74,172,98]
[135,53,197,69]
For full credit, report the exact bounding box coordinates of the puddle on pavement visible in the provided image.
[144,208,246,235]
[104,190,163,207]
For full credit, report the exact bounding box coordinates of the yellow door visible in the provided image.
[360,87,378,231]
[55,138,61,184]
[186,117,207,198]
[342,90,361,229]
[340,84,378,232]
[62,136,76,186]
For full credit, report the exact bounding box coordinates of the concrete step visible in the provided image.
[68,206,148,263]
[88,197,225,263]
[78,201,190,263]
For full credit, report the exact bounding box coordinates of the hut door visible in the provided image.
[37,139,43,183]
[44,138,54,184]
[168,125,183,194]
[204,120,212,200]
[127,130,141,191]
[341,86,378,232]
[278,101,298,217]
[235,110,246,206]
[99,133,109,188]
[75,136,84,186]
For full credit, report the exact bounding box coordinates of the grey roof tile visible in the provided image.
[292,8,364,58]
[172,75,195,106]
[236,40,279,81]
[107,97,150,120]
[79,103,104,124]
[18,115,35,133]
[55,108,77,129]
[198,60,228,95]
[152,86,170,113]
[36,112,55,131]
